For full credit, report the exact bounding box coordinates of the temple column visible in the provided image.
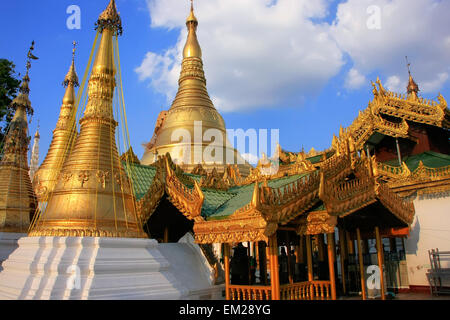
[269,234,280,300]
[327,232,337,300]
[375,227,386,300]
[224,243,231,300]
[306,235,313,282]
[356,228,367,300]
[339,228,347,295]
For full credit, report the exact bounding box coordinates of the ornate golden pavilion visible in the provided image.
[2,0,448,301]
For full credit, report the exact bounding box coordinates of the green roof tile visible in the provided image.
[383,151,450,171]
[122,162,157,200]
[205,173,311,221]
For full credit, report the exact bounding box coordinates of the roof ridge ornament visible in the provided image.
[405,56,419,97]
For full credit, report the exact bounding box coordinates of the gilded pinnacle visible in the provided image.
[63,42,79,88]
[183,0,202,59]
[96,0,123,36]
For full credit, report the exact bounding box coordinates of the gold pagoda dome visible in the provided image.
[141,2,251,176]
[0,42,38,233]
[32,43,80,202]
[30,0,146,238]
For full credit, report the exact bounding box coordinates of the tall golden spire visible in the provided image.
[141,2,251,175]
[30,0,146,238]
[406,56,419,99]
[32,42,80,202]
[0,41,38,233]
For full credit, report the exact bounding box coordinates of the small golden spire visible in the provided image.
[0,41,38,233]
[405,56,419,98]
[63,41,79,88]
[34,44,80,201]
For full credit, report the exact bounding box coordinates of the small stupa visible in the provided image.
[0,41,38,267]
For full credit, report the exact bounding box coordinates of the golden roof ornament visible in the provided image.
[406,56,419,98]
[0,41,38,233]
[30,1,146,238]
[33,43,80,201]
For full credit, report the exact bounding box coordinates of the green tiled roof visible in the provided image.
[205,173,311,221]
[123,162,157,200]
[123,161,315,221]
[384,151,450,171]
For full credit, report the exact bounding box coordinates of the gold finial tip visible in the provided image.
[96,0,123,35]
[186,0,198,24]
[63,42,79,88]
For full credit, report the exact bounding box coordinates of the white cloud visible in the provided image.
[331,0,450,94]
[136,0,344,112]
[345,68,367,90]
[241,153,259,165]
[385,75,402,92]
[136,0,450,112]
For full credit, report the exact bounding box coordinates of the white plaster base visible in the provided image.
[0,233,26,272]
[0,236,223,300]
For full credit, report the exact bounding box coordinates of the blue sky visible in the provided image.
[1,0,449,165]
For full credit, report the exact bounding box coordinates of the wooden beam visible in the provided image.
[375,227,386,300]
[327,233,337,300]
[224,243,230,300]
[356,228,367,300]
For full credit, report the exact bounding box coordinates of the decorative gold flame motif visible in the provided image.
[0,42,37,233]
[30,0,146,238]
[141,3,251,176]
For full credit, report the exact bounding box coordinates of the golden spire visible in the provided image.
[0,41,38,233]
[183,0,202,59]
[30,1,146,238]
[141,2,252,176]
[32,43,80,202]
[406,56,419,99]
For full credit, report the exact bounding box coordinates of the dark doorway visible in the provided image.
[143,195,194,243]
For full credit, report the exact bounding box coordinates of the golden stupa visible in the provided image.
[29,0,146,238]
[32,43,79,202]
[141,2,252,176]
[0,42,38,233]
